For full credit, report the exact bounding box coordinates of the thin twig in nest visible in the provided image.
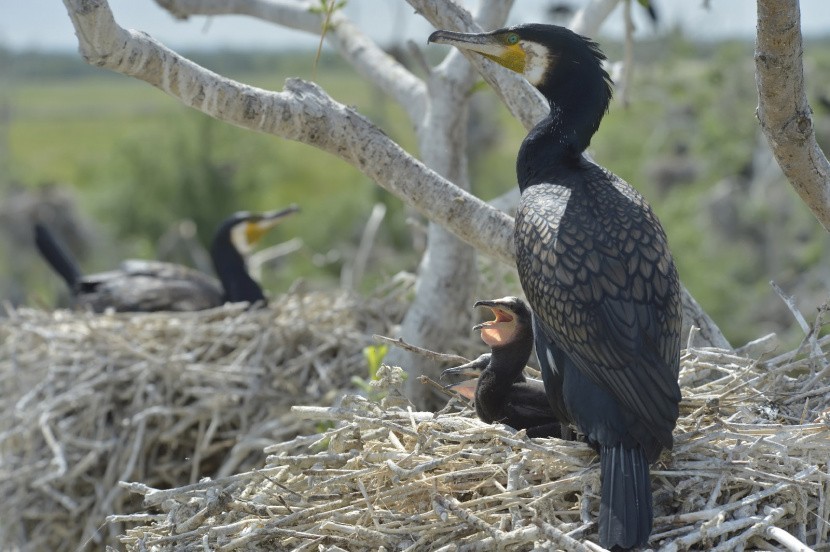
[373,334,470,365]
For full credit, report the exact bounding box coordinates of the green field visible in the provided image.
[3,37,830,346]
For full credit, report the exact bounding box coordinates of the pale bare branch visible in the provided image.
[569,0,622,37]
[155,0,428,122]
[342,203,386,290]
[617,0,634,108]
[756,0,830,231]
[62,0,514,263]
[682,283,731,350]
[373,334,470,366]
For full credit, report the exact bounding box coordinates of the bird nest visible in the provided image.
[0,283,409,552]
[104,332,830,551]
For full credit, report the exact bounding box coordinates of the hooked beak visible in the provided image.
[428,29,525,74]
[472,300,514,332]
[245,204,300,244]
[441,353,491,379]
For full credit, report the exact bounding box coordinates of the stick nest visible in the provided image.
[3,284,830,551]
[105,333,830,551]
[0,285,408,551]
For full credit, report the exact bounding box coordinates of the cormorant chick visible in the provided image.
[444,297,561,439]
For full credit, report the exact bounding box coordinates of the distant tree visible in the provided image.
[60,0,728,407]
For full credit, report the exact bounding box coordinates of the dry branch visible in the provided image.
[373,333,470,366]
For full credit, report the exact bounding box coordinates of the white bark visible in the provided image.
[569,0,622,37]
[755,0,830,232]
[154,0,427,122]
[395,65,479,404]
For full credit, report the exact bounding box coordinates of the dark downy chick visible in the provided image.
[444,296,561,439]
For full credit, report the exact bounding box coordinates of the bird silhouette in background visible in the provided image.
[34,206,299,312]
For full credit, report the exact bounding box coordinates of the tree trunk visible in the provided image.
[389,54,479,407]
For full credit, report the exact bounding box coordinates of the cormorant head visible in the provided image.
[219,205,300,255]
[441,296,532,397]
[428,24,612,151]
[441,352,492,383]
[471,296,532,349]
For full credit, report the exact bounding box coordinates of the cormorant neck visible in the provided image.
[517,54,611,190]
[210,239,265,304]
[490,337,533,381]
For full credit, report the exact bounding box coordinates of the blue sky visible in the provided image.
[3,1,830,52]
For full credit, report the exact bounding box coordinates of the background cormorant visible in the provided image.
[443,297,561,438]
[34,206,298,312]
[429,24,682,550]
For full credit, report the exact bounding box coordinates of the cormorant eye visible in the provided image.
[507,33,519,45]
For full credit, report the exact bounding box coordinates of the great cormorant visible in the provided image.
[430,24,681,550]
[443,297,561,438]
[34,206,299,312]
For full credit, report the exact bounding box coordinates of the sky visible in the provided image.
[3,1,830,53]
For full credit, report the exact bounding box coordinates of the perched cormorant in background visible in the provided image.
[430,25,682,550]
[443,297,561,438]
[34,206,299,312]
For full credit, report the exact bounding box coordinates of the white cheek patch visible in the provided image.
[231,223,252,254]
[523,42,552,86]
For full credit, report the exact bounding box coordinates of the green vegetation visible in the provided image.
[351,344,392,401]
[3,35,830,347]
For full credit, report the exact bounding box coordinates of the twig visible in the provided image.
[617,0,635,108]
[372,334,470,365]
[766,524,816,552]
[533,516,599,552]
[770,281,825,366]
[342,202,386,290]
[709,506,788,552]
[418,375,457,398]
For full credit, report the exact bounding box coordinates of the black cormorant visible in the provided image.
[429,25,681,550]
[34,206,299,312]
[443,297,561,438]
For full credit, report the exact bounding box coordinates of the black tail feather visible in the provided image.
[599,444,652,550]
[34,223,82,290]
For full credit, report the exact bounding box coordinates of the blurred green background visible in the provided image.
[3,31,830,348]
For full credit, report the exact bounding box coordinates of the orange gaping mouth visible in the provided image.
[477,307,513,326]
[479,307,514,346]
[491,308,513,324]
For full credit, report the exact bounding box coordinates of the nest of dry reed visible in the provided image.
[0,284,408,551]
[108,330,830,552]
